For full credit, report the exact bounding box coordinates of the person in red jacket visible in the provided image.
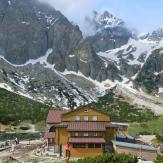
[64,143,71,161]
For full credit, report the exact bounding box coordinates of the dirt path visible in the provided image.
[0,141,64,163]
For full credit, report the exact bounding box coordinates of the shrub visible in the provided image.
[154,155,163,163]
[69,153,138,163]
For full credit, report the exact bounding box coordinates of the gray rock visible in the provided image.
[0,0,82,64]
[135,48,163,93]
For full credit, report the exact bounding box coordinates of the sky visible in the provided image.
[39,0,163,34]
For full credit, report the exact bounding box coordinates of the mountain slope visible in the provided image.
[135,48,163,93]
[88,91,156,122]
[0,88,49,124]
[0,0,163,112]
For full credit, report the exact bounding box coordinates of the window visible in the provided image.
[88,144,102,148]
[75,116,80,121]
[93,132,98,137]
[75,132,79,137]
[88,144,94,148]
[83,116,88,121]
[95,144,101,148]
[92,116,97,121]
[83,133,89,137]
[73,144,86,148]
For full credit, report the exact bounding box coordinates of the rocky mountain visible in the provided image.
[0,0,121,108]
[149,28,163,41]
[85,11,132,52]
[0,0,82,64]
[0,0,163,110]
[86,11,124,31]
[135,48,163,93]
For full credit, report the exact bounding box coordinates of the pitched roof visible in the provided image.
[62,105,110,117]
[68,137,105,144]
[47,110,68,124]
[112,141,157,151]
[67,122,108,131]
[106,123,128,129]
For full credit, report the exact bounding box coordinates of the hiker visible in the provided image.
[15,137,19,145]
[4,139,9,146]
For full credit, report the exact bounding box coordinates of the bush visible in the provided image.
[154,155,163,163]
[69,153,138,163]
[0,88,49,124]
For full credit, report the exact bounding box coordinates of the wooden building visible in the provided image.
[112,141,158,161]
[45,106,128,157]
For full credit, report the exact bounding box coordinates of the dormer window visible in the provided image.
[83,116,88,121]
[75,116,80,121]
[92,116,97,121]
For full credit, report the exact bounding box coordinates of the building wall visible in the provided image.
[115,146,157,161]
[55,127,69,145]
[70,131,105,137]
[62,108,110,122]
[70,147,103,157]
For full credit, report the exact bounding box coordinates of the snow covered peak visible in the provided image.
[138,32,150,40]
[149,28,163,41]
[94,11,124,28]
[156,28,163,33]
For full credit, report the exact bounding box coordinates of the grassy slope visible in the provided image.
[90,92,157,123]
[90,92,163,136]
[129,116,163,136]
[0,88,49,125]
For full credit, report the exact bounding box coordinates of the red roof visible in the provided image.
[44,132,55,139]
[68,137,105,144]
[47,110,68,124]
[67,122,107,131]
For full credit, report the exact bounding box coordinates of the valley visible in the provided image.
[0,0,163,162]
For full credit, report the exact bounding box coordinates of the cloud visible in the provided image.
[39,0,101,36]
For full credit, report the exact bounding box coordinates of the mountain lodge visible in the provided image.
[45,106,128,157]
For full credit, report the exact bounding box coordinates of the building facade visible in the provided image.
[45,106,128,157]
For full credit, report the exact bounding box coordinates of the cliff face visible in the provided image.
[0,0,82,64]
[135,49,163,93]
[0,0,122,82]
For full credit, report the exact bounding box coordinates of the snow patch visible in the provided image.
[0,83,13,92]
[8,0,11,5]
[80,58,88,63]
[62,69,123,94]
[158,87,163,93]
[69,54,75,58]
[0,49,54,69]
[98,38,159,66]
[21,21,30,25]
[154,71,163,76]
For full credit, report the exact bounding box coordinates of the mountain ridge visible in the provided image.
[0,0,163,111]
